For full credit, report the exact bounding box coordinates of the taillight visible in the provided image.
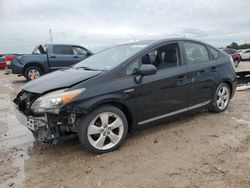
[5,55,14,61]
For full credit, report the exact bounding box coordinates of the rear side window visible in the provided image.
[73,46,88,55]
[208,46,219,59]
[245,50,250,53]
[53,45,74,55]
[184,42,210,64]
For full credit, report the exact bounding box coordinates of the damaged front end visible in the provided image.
[14,89,85,144]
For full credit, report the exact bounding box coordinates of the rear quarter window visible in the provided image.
[208,46,219,59]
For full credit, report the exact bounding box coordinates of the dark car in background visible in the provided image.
[5,44,92,80]
[14,38,237,154]
[223,48,241,67]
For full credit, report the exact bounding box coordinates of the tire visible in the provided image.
[209,82,231,113]
[24,66,43,81]
[77,105,128,154]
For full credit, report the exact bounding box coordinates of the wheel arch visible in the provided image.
[84,99,134,132]
[22,62,45,75]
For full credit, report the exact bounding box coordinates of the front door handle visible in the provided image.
[197,70,205,76]
[176,75,187,86]
[176,75,187,83]
[50,56,56,58]
[177,75,186,82]
[73,56,79,58]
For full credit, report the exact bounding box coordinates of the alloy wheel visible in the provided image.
[216,85,230,110]
[87,112,124,150]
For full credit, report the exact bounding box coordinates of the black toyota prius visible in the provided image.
[14,38,237,153]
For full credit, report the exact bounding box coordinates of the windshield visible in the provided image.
[73,43,149,70]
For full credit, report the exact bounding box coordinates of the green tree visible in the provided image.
[238,43,250,49]
[230,42,239,49]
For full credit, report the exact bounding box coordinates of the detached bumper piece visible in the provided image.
[237,71,250,85]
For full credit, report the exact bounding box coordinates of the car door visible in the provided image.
[127,42,188,126]
[182,41,216,107]
[48,45,76,71]
[242,50,250,59]
[72,46,90,63]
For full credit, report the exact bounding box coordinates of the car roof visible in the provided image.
[44,44,87,47]
[121,38,216,48]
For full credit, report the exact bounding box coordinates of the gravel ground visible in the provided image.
[0,61,250,188]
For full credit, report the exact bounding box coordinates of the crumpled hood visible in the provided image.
[22,68,102,94]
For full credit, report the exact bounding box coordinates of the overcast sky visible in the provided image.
[0,0,250,53]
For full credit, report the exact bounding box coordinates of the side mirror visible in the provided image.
[137,64,157,76]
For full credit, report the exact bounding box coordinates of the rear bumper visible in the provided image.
[6,58,24,74]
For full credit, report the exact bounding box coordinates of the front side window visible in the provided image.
[141,43,179,69]
[126,60,140,75]
[126,43,179,75]
[73,46,88,55]
[53,45,74,55]
[184,42,210,64]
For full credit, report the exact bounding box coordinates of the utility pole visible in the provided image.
[49,29,53,44]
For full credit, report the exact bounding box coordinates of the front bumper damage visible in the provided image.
[16,109,79,144]
[14,90,83,144]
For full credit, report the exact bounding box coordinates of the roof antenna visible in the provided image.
[49,29,53,44]
[183,34,186,38]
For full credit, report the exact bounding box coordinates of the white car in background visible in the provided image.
[240,49,250,60]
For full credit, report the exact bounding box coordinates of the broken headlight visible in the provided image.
[31,88,85,114]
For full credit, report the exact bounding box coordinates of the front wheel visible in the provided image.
[77,105,128,154]
[209,83,231,112]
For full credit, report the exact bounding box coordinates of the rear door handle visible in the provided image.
[50,56,56,58]
[73,56,79,58]
[209,66,217,72]
[197,70,205,76]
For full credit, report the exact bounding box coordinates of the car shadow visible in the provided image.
[12,80,27,84]
[29,110,209,156]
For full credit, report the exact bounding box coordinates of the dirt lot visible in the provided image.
[0,62,250,188]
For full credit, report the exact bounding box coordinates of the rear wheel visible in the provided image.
[209,82,231,112]
[77,105,128,154]
[24,66,43,81]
